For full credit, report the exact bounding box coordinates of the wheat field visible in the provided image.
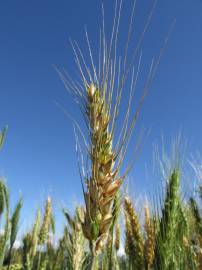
[0,0,202,269]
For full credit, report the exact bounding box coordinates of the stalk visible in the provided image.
[89,251,99,270]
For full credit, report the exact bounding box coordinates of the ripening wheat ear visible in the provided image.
[39,197,52,245]
[31,209,41,259]
[189,196,202,268]
[124,209,136,268]
[22,233,32,270]
[6,197,23,268]
[144,204,155,270]
[63,207,86,270]
[34,197,54,270]
[56,1,160,264]
[21,209,41,270]
[124,197,144,269]
[189,197,202,236]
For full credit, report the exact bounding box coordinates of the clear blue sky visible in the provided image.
[0,0,202,230]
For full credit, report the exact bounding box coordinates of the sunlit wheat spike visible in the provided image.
[154,169,183,269]
[63,207,86,270]
[6,197,23,268]
[81,82,124,256]
[144,204,155,269]
[10,198,22,248]
[189,197,202,236]
[72,208,86,270]
[0,180,10,267]
[31,209,41,258]
[58,0,158,262]
[22,233,32,269]
[124,211,136,265]
[124,197,144,269]
[39,197,52,245]
[0,180,9,219]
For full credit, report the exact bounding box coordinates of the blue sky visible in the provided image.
[0,0,202,231]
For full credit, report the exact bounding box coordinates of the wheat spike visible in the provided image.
[144,204,155,269]
[153,169,183,269]
[58,0,155,261]
[39,197,52,245]
[63,207,86,270]
[0,181,10,267]
[124,212,136,266]
[124,197,144,269]
[10,198,23,247]
[81,83,123,256]
[31,209,41,259]
[6,198,23,268]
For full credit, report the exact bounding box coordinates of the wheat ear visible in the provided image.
[144,204,155,269]
[124,197,144,269]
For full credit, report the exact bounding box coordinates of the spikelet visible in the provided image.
[144,204,155,269]
[124,197,144,269]
[39,197,52,245]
